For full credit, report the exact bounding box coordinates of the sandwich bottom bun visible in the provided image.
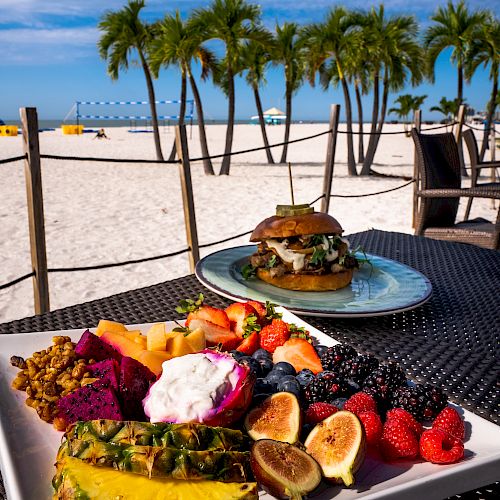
[256,268,354,292]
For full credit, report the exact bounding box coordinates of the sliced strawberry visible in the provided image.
[245,300,267,321]
[236,331,260,356]
[186,306,230,329]
[187,319,240,351]
[272,338,323,374]
[225,302,260,338]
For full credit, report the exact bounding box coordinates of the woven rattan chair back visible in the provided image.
[411,130,461,231]
[463,129,480,185]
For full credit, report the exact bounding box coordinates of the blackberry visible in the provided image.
[320,344,357,372]
[304,371,352,405]
[390,383,448,422]
[362,362,407,407]
[339,354,380,386]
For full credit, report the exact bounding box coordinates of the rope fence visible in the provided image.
[0,155,26,165]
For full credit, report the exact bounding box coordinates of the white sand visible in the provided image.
[0,123,496,324]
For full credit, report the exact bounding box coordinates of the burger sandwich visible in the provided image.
[244,205,359,291]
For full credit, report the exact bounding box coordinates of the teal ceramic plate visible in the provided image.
[195,245,432,317]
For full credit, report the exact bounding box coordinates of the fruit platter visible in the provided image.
[0,298,499,500]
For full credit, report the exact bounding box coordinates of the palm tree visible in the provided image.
[430,96,461,123]
[466,16,499,161]
[98,0,164,161]
[360,8,424,175]
[191,0,271,175]
[149,11,216,175]
[389,94,427,134]
[351,55,371,164]
[425,0,489,107]
[240,40,275,164]
[273,22,305,164]
[302,7,360,176]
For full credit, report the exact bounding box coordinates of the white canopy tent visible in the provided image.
[250,107,286,124]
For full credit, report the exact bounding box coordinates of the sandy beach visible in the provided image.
[0,123,495,324]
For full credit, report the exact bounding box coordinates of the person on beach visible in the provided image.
[94,128,109,140]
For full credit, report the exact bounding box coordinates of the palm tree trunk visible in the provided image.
[361,71,379,175]
[253,84,274,164]
[280,87,292,164]
[140,54,164,161]
[479,76,498,161]
[220,67,235,175]
[168,71,187,161]
[457,64,467,176]
[188,70,214,175]
[354,80,364,164]
[340,77,357,176]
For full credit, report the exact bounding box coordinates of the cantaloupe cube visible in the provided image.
[134,335,147,349]
[137,350,173,376]
[146,323,168,351]
[95,320,128,337]
[121,330,141,341]
[184,328,206,352]
[170,333,195,358]
[100,331,144,361]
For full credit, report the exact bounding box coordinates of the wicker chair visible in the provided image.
[411,129,500,250]
[462,128,500,219]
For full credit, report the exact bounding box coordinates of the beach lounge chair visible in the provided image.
[411,129,500,250]
[462,129,500,219]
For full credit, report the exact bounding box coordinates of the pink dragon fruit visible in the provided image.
[143,350,254,427]
[75,330,122,362]
[86,359,120,390]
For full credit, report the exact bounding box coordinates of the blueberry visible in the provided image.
[276,377,301,399]
[239,356,262,377]
[265,371,283,385]
[229,350,246,361]
[272,362,296,376]
[258,357,274,376]
[254,378,276,395]
[296,369,315,387]
[330,398,347,410]
[252,348,271,361]
[315,344,329,358]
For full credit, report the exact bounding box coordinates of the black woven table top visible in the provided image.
[1,229,498,499]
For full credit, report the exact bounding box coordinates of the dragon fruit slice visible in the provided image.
[57,380,123,428]
[119,356,156,421]
[86,359,120,390]
[143,350,254,427]
[75,330,122,363]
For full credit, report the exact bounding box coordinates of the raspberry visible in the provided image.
[305,402,338,425]
[420,428,464,464]
[358,411,383,447]
[432,407,465,441]
[379,419,419,461]
[260,319,290,353]
[344,392,377,416]
[386,408,423,437]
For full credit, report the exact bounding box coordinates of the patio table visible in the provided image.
[0,229,498,499]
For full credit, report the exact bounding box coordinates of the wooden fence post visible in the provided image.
[455,104,467,176]
[20,107,50,314]
[175,125,200,272]
[412,109,422,229]
[320,104,340,213]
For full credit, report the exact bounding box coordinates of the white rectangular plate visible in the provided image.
[0,309,499,500]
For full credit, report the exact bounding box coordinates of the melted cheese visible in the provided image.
[266,239,306,271]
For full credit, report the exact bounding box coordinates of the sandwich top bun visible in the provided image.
[250,212,343,242]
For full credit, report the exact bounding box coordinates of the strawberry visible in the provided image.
[186,306,230,329]
[225,303,260,338]
[379,419,419,461]
[260,319,290,353]
[187,319,240,351]
[236,331,260,356]
[344,392,377,416]
[272,338,323,374]
[358,411,383,447]
[305,402,338,425]
[386,408,423,437]
[245,301,267,322]
[432,407,465,441]
[419,428,464,464]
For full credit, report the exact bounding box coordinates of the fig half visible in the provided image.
[251,439,322,499]
[304,410,366,487]
[244,392,301,443]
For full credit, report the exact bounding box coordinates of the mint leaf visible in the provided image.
[175,293,204,314]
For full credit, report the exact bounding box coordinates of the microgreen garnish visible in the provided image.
[266,254,277,269]
[310,247,327,266]
[241,263,256,280]
[175,293,204,314]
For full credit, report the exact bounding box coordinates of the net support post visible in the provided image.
[320,104,340,213]
[175,125,200,272]
[20,107,50,314]
[412,109,422,229]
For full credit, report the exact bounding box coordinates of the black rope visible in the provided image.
[0,155,26,165]
[199,230,253,249]
[336,123,457,136]
[329,179,415,198]
[0,272,35,291]
[188,128,333,162]
[463,122,500,133]
[40,154,181,164]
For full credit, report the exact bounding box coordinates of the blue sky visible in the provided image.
[0,0,497,122]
